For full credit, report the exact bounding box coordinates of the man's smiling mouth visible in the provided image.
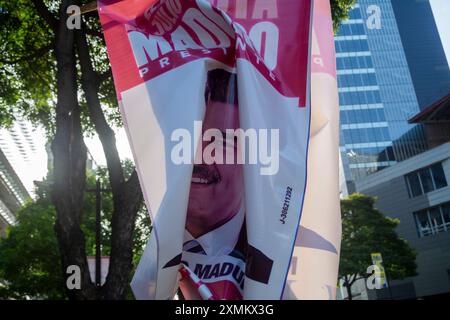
[191,165,221,185]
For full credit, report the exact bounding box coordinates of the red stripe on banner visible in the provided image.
[98,0,310,105]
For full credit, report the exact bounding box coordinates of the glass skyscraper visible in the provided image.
[391,0,450,110]
[336,0,447,192]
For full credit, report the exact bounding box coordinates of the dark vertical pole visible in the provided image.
[95,179,102,287]
[385,271,394,300]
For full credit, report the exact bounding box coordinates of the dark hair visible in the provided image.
[205,69,238,105]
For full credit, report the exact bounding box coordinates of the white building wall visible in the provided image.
[0,120,48,197]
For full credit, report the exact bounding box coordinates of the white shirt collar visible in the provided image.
[184,206,244,256]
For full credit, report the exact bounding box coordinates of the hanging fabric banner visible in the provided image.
[283,0,341,300]
[98,0,314,299]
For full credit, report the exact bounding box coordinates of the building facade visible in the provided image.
[0,120,47,235]
[0,148,29,237]
[336,0,449,192]
[409,93,450,149]
[336,0,450,299]
[0,121,47,196]
[356,142,450,298]
[391,0,450,110]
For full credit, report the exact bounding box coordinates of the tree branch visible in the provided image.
[31,0,59,32]
[76,29,124,193]
[349,274,359,286]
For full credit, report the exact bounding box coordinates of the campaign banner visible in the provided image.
[98,0,313,299]
[283,0,341,300]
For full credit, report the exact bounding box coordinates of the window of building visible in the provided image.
[386,147,396,162]
[414,210,432,237]
[342,127,391,145]
[442,203,450,225]
[406,172,423,197]
[340,108,386,125]
[405,162,448,198]
[348,9,362,20]
[429,207,445,233]
[338,73,378,87]
[431,163,448,189]
[335,39,370,53]
[350,24,365,35]
[419,168,434,193]
[339,90,382,106]
[336,56,374,70]
[414,203,450,238]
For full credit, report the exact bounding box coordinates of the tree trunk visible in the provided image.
[344,276,353,300]
[76,26,143,299]
[345,282,353,300]
[51,0,96,299]
[33,0,143,300]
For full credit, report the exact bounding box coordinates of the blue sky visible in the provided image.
[430,0,450,67]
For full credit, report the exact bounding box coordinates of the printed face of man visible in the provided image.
[186,100,244,238]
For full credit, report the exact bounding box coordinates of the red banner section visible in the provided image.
[99,0,310,105]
